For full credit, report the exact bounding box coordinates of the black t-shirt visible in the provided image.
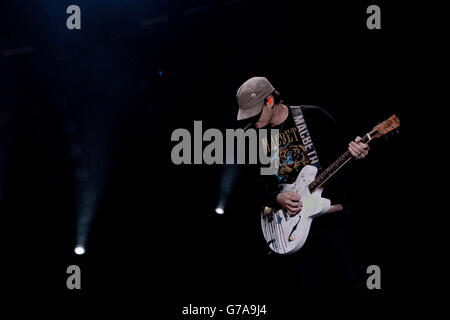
[256,105,350,209]
[261,105,319,185]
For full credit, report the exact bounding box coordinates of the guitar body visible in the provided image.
[261,165,331,255]
[260,114,399,255]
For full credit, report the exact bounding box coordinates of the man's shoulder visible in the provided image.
[289,104,326,114]
[298,105,322,112]
[294,105,336,123]
[299,104,326,114]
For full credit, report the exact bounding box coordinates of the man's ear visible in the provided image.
[267,95,274,109]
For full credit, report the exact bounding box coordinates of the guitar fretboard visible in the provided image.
[308,134,371,193]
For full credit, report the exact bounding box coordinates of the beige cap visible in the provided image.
[236,77,275,120]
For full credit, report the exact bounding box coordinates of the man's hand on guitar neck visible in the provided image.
[348,136,370,160]
[276,191,302,215]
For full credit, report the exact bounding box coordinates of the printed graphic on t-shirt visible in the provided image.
[262,124,311,184]
[261,107,321,184]
[276,126,310,184]
[278,143,310,183]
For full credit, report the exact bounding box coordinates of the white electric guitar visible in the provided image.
[261,115,400,254]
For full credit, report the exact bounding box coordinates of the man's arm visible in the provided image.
[258,174,280,209]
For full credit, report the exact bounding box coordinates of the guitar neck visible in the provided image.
[308,133,372,193]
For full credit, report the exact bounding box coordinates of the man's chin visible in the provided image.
[255,122,268,129]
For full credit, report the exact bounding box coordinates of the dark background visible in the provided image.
[1,0,408,314]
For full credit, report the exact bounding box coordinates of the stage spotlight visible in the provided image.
[74,245,85,255]
[215,207,224,214]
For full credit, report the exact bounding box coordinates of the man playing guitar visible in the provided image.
[235,76,370,291]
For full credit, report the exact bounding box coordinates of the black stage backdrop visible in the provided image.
[1,0,411,315]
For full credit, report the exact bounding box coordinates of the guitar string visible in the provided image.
[281,216,287,252]
[278,215,287,253]
[274,217,282,252]
[271,217,278,252]
[269,219,276,252]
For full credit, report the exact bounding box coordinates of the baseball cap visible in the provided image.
[236,77,275,120]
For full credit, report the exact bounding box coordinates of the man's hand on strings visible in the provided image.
[349,136,369,160]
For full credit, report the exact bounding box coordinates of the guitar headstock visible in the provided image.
[369,115,400,139]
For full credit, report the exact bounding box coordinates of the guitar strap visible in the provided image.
[289,105,323,172]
